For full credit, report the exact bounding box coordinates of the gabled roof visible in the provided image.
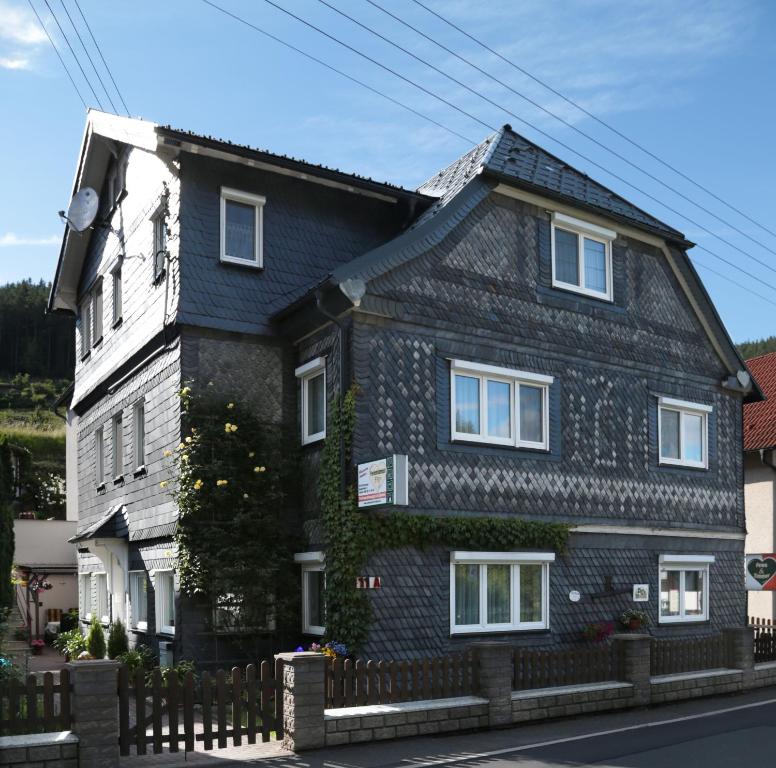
[69,503,127,543]
[744,352,776,450]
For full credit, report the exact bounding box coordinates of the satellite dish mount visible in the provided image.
[59,187,99,233]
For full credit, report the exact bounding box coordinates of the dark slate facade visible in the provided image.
[53,113,753,667]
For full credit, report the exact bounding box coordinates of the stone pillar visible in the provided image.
[473,642,513,727]
[724,626,754,689]
[66,660,120,768]
[611,634,651,706]
[276,651,326,752]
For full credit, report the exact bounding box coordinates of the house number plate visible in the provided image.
[356,576,382,589]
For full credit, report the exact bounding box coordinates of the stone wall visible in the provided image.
[512,681,634,723]
[0,732,78,768]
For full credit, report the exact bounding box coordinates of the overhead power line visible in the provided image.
[58,0,118,113]
[42,0,103,108]
[72,0,131,116]
[691,258,776,310]
[264,0,776,281]
[199,1,776,302]
[410,0,776,243]
[26,0,87,109]
[361,0,776,260]
[199,0,476,144]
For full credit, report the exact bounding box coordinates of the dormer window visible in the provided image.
[220,188,264,267]
[551,213,615,301]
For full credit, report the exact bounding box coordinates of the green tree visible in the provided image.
[86,616,106,659]
[107,618,129,659]
[738,336,776,361]
[0,436,14,609]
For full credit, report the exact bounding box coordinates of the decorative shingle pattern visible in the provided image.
[744,351,776,450]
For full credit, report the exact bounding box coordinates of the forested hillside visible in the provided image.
[0,280,74,379]
[738,337,776,361]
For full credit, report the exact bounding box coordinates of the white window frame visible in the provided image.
[93,572,109,624]
[450,360,552,450]
[295,552,325,636]
[658,554,714,624]
[152,207,167,281]
[133,399,146,472]
[112,264,122,326]
[219,187,265,267]
[154,569,176,636]
[95,427,104,487]
[296,358,326,445]
[550,212,615,301]
[129,570,148,631]
[657,396,711,469]
[92,279,103,345]
[112,414,123,479]
[79,297,92,358]
[450,551,554,635]
[79,572,91,620]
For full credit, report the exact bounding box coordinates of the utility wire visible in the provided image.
[58,0,118,113]
[270,0,776,280]
[200,1,776,300]
[200,0,476,145]
[410,0,776,242]
[72,0,131,116]
[362,0,776,260]
[42,0,103,108]
[691,259,776,310]
[27,0,87,109]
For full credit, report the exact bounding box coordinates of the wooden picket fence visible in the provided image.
[513,645,621,690]
[117,660,283,756]
[325,651,478,709]
[0,670,71,736]
[650,634,726,676]
[750,617,776,662]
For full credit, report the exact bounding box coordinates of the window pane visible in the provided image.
[486,565,511,624]
[583,238,607,293]
[660,569,680,616]
[660,408,680,460]
[225,199,256,261]
[520,564,543,623]
[685,569,704,616]
[455,564,480,625]
[307,373,325,436]
[93,284,103,343]
[455,375,480,435]
[112,269,122,323]
[554,228,579,285]
[682,413,704,463]
[307,570,325,628]
[487,380,511,438]
[519,385,544,444]
[162,574,175,627]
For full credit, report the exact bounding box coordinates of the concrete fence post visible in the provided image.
[66,659,120,768]
[611,634,651,706]
[472,642,513,728]
[276,651,326,752]
[723,626,754,689]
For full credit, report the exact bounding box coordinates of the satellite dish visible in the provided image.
[64,187,99,232]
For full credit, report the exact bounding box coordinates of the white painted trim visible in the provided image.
[219,187,264,267]
[658,396,713,413]
[300,560,325,636]
[650,668,735,684]
[299,363,326,446]
[154,569,175,636]
[450,359,554,385]
[325,696,487,719]
[659,554,716,564]
[452,551,556,563]
[294,551,325,563]
[512,681,632,700]
[573,524,744,541]
[295,357,326,378]
[552,211,616,240]
[551,216,614,302]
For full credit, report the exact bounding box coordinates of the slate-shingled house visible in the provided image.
[50,110,757,664]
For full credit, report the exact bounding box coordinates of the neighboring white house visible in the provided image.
[744,352,776,621]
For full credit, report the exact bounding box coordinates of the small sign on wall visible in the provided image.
[357,455,408,508]
[633,584,649,602]
[746,554,776,591]
[355,576,381,589]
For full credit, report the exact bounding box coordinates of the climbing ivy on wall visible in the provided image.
[320,388,571,652]
[0,436,15,610]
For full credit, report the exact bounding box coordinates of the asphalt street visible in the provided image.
[122,687,776,768]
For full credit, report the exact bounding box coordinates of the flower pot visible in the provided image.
[628,619,641,631]
[31,646,42,656]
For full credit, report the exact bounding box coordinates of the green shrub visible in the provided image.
[86,617,106,659]
[117,645,156,678]
[107,619,129,659]
[159,659,197,687]
[53,628,86,658]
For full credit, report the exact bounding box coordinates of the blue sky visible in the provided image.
[1,0,775,342]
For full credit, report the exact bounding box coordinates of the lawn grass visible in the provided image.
[0,409,65,464]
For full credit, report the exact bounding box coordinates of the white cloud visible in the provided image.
[0,1,47,45]
[0,55,30,70]
[0,233,60,247]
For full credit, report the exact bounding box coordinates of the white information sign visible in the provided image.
[357,454,408,508]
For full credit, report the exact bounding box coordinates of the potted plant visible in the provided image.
[581,620,615,643]
[619,609,650,631]
[30,639,45,655]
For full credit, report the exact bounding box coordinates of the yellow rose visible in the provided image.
[248,451,255,458]
[227,403,235,409]
[193,479,203,490]
[185,436,192,444]
[230,424,238,432]
[243,493,249,499]
[216,479,228,487]
[254,466,266,473]
[163,450,172,457]
[159,481,169,489]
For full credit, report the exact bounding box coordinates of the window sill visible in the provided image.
[133,465,147,478]
[92,337,103,349]
[153,270,166,286]
[80,351,91,363]
[131,624,148,634]
[551,280,613,304]
[113,475,124,485]
[658,618,709,626]
[451,437,550,454]
[451,627,551,637]
[112,317,123,330]
[658,460,708,471]
[96,482,106,493]
[302,628,325,637]
[156,630,175,638]
[301,433,326,447]
[220,256,263,270]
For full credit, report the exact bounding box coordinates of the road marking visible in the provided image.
[397,696,776,768]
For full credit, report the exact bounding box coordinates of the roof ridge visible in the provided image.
[745,350,776,364]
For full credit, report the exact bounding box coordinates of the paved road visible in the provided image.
[123,687,776,767]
